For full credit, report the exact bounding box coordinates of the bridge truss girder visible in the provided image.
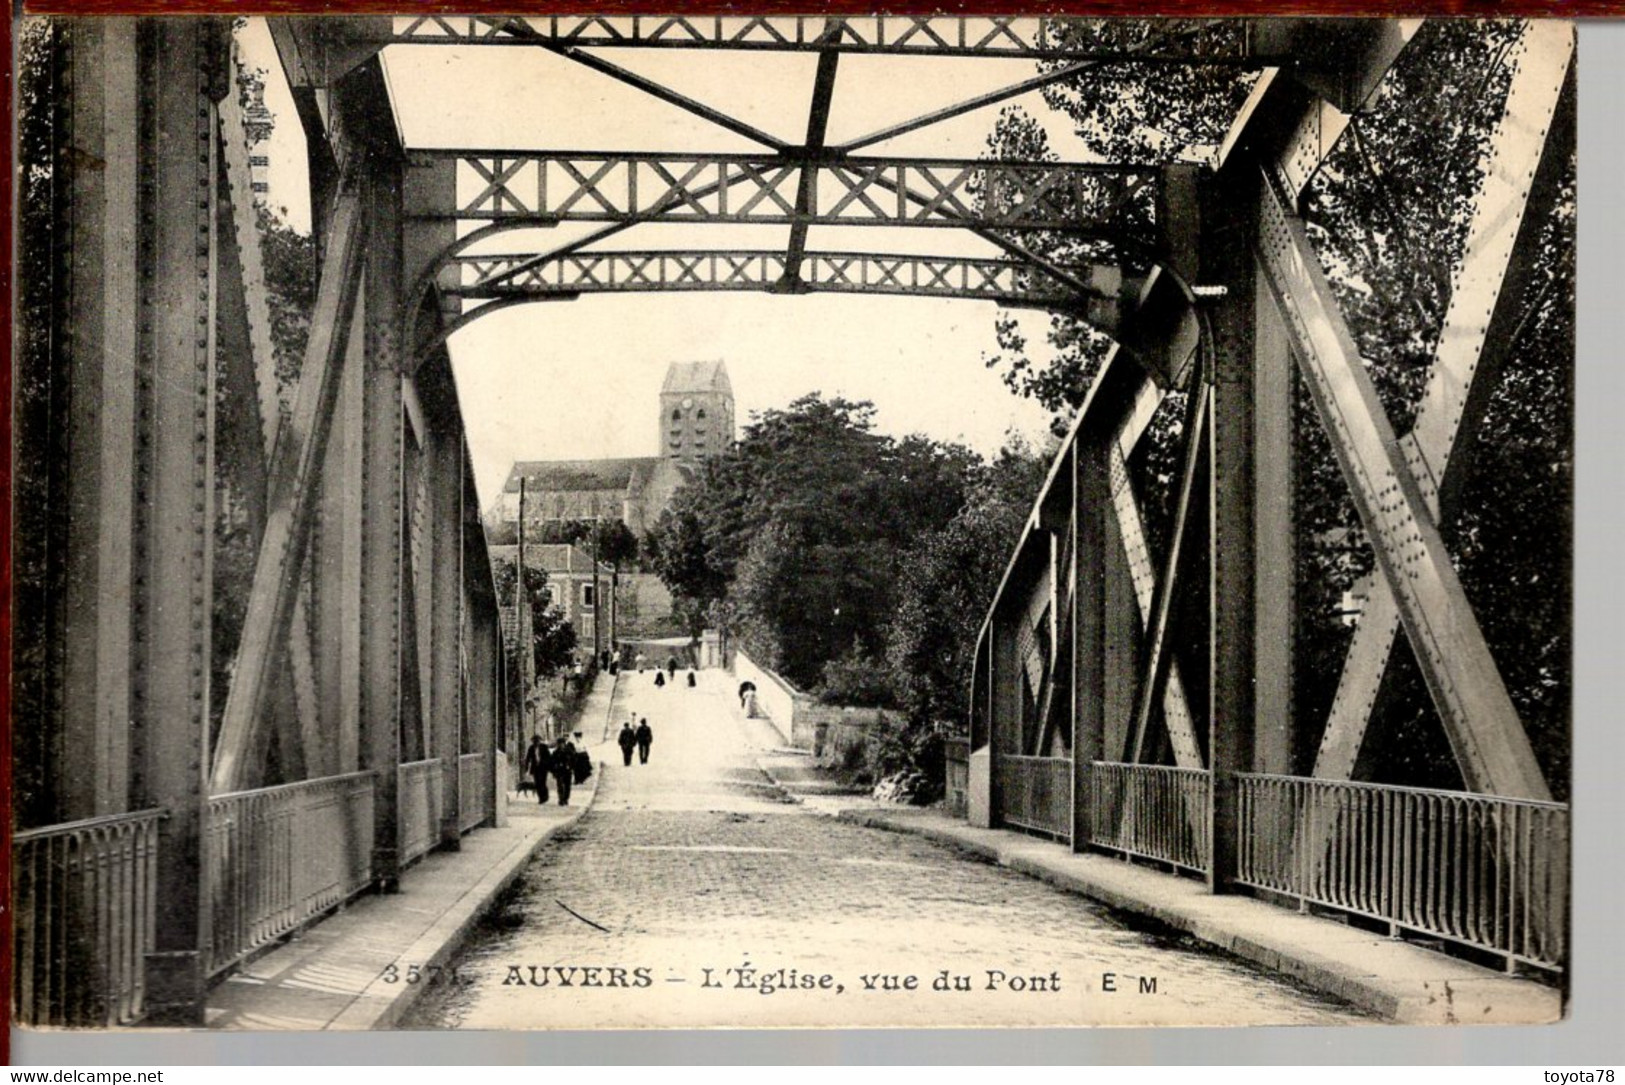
[974,19,1568,899]
[20,23,512,1023]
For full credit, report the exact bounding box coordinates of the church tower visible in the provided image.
[659,360,734,466]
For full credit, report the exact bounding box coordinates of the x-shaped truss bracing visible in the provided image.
[448,250,1121,316]
[389,15,1265,62]
[426,152,1156,236]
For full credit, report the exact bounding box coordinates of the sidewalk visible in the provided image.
[207,675,622,1031]
[839,806,1560,1024]
[737,704,1560,1025]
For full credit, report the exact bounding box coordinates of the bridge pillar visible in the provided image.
[1202,153,1296,891]
[349,66,408,890]
[133,18,228,1022]
[1101,493,1139,764]
[1070,442,1109,851]
[57,18,140,821]
[427,371,466,848]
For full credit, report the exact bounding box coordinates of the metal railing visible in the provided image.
[458,752,491,833]
[1235,774,1569,970]
[994,755,1071,841]
[1087,762,1210,874]
[206,771,376,977]
[398,758,444,865]
[12,809,164,1026]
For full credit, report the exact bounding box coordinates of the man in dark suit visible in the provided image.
[521,735,551,804]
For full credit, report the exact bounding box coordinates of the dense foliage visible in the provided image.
[646,395,1015,695]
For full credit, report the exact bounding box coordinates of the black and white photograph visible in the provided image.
[9,12,1579,1037]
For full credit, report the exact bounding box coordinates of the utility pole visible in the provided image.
[590,519,602,667]
[517,477,533,738]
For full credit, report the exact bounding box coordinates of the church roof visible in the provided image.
[504,457,662,494]
[661,359,731,396]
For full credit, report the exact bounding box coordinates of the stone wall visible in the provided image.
[799,703,889,760]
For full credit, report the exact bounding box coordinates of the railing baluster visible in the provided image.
[1232,773,1565,971]
[11,810,166,1027]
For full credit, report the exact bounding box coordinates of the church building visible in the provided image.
[487,359,735,540]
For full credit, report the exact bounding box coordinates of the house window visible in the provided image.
[696,408,707,419]
[671,408,682,420]
[581,584,596,609]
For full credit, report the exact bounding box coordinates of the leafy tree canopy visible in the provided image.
[646,394,981,690]
[492,559,578,680]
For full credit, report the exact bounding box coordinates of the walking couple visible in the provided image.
[618,719,654,766]
[522,732,592,805]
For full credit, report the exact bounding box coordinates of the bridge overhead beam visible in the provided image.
[406,150,1157,236]
[444,250,1125,319]
[383,15,1277,63]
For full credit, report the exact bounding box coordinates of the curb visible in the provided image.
[835,808,1561,1026]
[331,770,608,1030]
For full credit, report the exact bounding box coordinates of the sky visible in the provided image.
[237,19,1098,510]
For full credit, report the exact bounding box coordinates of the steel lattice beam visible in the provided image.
[445,249,1124,317]
[384,15,1272,62]
[1256,172,1549,802]
[410,150,1157,234]
[1314,22,1575,781]
[211,189,369,794]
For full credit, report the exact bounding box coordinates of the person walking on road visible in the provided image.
[551,733,577,805]
[654,670,666,688]
[686,669,697,689]
[635,718,654,765]
[617,721,637,766]
[521,735,551,805]
[666,657,678,682]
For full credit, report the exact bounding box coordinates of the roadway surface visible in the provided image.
[403,670,1367,1029]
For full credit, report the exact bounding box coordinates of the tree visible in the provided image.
[645,394,981,690]
[492,559,578,680]
[886,436,1051,728]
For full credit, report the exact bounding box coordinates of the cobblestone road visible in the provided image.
[405,671,1368,1029]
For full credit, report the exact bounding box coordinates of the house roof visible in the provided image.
[489,543,605,576]
[661,359,731,396]
[503,457,661,495]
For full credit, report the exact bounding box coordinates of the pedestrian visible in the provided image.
[654,670,666,688]
[521,735,551,805]
[571,731,594,785]
[686,669,697,689]
[551,732,576,806]
[617,721,637,766]
[738,680,756,707]
[635,718,654,765]
[666,657,678,681]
